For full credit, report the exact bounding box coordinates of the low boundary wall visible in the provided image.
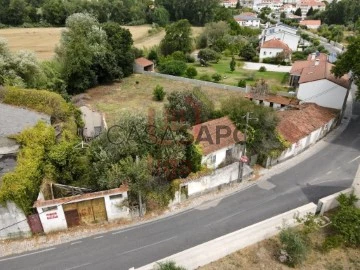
[135,203,317,270]
[317,188,353,215]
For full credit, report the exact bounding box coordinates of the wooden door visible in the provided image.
[91,198,108,223]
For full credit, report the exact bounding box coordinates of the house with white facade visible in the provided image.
[279,3,297,14]
[290,53,351,110]
[260,38,292,61]
[234,13,261,28]
[299,20,321,29]
[192,116,244,169]
[261,23,300,51]
[34,185,130,233]
[266,103,338,167]
[79,105,104,140]
[253,0,282,11]
[299,0,326,19]
[221,0,238,8]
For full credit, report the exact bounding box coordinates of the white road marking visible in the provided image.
[119,236,177,256]
[349,155,360,163]
[326,170,332,175]
[70,241,82,245]
[93,235,103,239]
[0,248,56,262]
[64,262,91,270]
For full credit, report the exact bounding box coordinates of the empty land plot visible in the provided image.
[81,73,243,125]
[0,26,203,60]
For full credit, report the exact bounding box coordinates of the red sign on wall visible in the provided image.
[46,212,58,220]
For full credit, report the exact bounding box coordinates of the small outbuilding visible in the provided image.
[133,57,154,73]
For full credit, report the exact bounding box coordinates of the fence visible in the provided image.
[135,203,317,270]
[139,71,247,93]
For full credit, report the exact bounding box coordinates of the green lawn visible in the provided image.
[191,56,290,92]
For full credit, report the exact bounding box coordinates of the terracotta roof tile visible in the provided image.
[135,57,154,67]
[192,117,244,156]
[261,38,292,52]
[277,103,338,143]
[33,185,129,208]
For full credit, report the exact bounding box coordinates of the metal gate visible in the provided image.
[63,204,80,228]
[27,213,43,234]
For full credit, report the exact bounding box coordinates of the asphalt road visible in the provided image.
[1,100,359,270]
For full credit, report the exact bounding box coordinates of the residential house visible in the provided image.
[299,20,321,29]
[253,0,282,11]
[233,13,261,28]
[79,105,104,140]
[133,57,154,73]
[266,103,338,166]
[262,23,300,51]
[0,102,51,239]
[221,0,238,8]
[290,53,351,110]
[192,116,244,169]
[299,0,326,19]
[279,4,297,14]
[260,38,292,61]
[286,14,302,22]
[246,93,299,109]
[34,185,130,233]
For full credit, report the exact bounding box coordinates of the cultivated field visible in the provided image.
[0,26,203,60]
[77,73,243,126]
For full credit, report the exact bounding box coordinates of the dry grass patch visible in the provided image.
[81,73,243,125]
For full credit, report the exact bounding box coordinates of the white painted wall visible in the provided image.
[104,192,130,221]
[37,205,68,233]
[237,19,260,28]
[297,79,348,110]
[202,144,241,169]
[136,203,317,270]
[186,163,239,196]
[259,47,284,60]
[318,188,353,215]
[264,32,300,51]
[0,201,31,239]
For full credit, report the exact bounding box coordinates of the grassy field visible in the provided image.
[192,56,290,92]
[0,26,203,60]
[80,73,243,125]
[200,232,360,270]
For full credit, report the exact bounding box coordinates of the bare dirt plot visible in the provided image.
[0,27,64,60]
[81,73,243,126]
[0,26,204,60]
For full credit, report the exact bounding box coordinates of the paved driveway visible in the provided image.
[243,62,292,72]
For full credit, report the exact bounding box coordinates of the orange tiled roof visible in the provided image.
[33,185,129,208]
[300,20,321,26]
[135,57,154,67]
[192,117,244,156]
[277,103,338,143]
[261,38,292,52]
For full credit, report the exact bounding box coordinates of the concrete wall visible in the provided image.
[0,201,31,239]
[136,203,317,270]
[104,192,130,222]
[138,71,247,93]
[37,205,68,233]
[317,188,353,216]
[185,162,240,197]
[297,79,348,110]
[202,145,241,169]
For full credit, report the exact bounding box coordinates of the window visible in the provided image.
[110,194,123,200]
[264,51,267,55]
[269,52,272,55]
[211,155,216,164]
[42,206,57,212]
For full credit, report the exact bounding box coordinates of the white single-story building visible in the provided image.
[290,53,351,110]
[79,105,104,139]
[192,116,244,169]
[233,13,260,28]
[266,103,338,167]
[260,38,292,61]
[34,185,129,233]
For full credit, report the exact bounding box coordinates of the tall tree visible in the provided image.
[230,56,236,72]
[160,19,192,55]
[42,0,67,26]
[294,7,302,17]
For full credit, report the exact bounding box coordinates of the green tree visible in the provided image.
[158,60,187,76]
[6,0,28,25]
[239,43,256,61]
[230,56,236,72]
[42,0,67,26]
[306,6,314,17]
[294,7,302,17]
[160,19,192,56]
[332,35,359,98]
[151,6,170,27]
[198,48,221,65]
[153,85,166,101]
[212,73,222,82]
[148,49,159,63]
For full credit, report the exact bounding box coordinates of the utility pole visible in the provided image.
[238,112,258,181]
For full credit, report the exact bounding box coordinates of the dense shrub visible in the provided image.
[199,74,212,82]
[212,73,222,82]
[259,66,267,72]
[153,85,166,101]
[158,60,187,76]
[185,66,198,78]
[279,228,309,267]
[238,79,246,87]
